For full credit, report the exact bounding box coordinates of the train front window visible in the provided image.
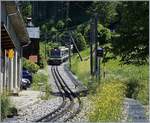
[50,49,61,58]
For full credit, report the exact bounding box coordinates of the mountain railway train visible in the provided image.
[48,46,69,65]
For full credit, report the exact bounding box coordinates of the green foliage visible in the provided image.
[40,83,51,100]
[39,56,47,69]
[136,80,149,105]
[39,42,46,58]
[83,24,91,44]
[41,24,48,33]
[56,20,65,30]
[87,1,148,64]
[39,42,60,61]
[72,48,148,106]
[0,92,17,120]
[102,43,115,63]
[32,73,48,90]
[104,58,149,105]
[97,24,111,45]
[32,72,51,100]
[71,48,91,86]
[88,81,126,122]
[1,92,11,120]
[73,32,87,51]
[111,1,149,64]
[125,78,140,98]
[20,1,32,22]
[87,1,119,27]
[22,58,40,73]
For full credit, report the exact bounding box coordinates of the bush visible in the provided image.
[40,83,51,100]
[104,59,149,105]
[136,80,149,105]
[125,78,140,98]
[0,92,18,120]
[32,73,51,100]
[32,73,48,90]
[1,92,11,120]
[22,58,40,73]
[124,78,149,105]
[38,56,47,69]
[88,80,126,122]
[73,32,87,51]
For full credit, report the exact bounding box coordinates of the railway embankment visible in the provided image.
[71,48,149,122]
[3,64,90,122]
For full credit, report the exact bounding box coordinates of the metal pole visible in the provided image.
[90,19,94,75]
[94,14,98,79]
[69,37,71,69]
[45,44,46,59]
[70,32,83,61]
[98,57,100,82]
[44,33,47,59]
[66,2,71,69]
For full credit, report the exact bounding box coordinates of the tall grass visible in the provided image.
[103,59,149,105]
[71,48,149,105]
[1,92,11,120]
[71,49,91,86]
[32,72,51,100]
[88,80,126,122]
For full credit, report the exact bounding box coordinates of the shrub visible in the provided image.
[1,92,11,120]
[0,92,18,120]
[88,80,126,122]
[32,73,48,90]
[22,58,40,73]
[136,80,149,105]
[73,32,87,51]
[125,78,140,98]
[40,83,51,100]
[104,59,149,105]
[38,56,47,69]
[32,73,51,100]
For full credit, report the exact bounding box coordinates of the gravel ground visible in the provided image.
[3,96,91,123]
[69,96,92,122]
[3,97,63,123]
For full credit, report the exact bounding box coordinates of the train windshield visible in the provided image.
[50,49,61,58]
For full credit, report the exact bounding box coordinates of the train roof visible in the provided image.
[59,46,69,51]
[51,46,69,51]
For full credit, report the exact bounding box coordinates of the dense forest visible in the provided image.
[20,1,149,65]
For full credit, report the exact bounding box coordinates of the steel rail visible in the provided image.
[35,65,82,122]
[45,66,74,122]
[35,66,67,122]
[55,66,82,122]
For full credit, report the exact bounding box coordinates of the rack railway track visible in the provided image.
[35,65,82,122]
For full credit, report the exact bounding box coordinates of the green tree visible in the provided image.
[20,1,32,22]
[73,32,87,51]
[97,24,111,45]
[87,1,119,27]
[56,20,65,30]
[112,1,149,64]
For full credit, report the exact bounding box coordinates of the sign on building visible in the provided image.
[27,27,40,39]
[8,49,14,60]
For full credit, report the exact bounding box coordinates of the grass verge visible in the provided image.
[32,66,51,100]
[88,80,126,122]
[1,92,17,120]
[71,48,149,121]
